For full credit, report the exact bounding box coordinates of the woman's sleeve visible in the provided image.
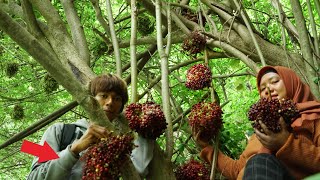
[200,135,259,179]
[276,119,320,174]
[27,124,79,180]
[200,146,247,179]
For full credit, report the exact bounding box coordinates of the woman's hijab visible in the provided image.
[257,66,320,127]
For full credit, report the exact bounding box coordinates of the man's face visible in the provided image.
[94,91,123,121]
[259,72,287,100]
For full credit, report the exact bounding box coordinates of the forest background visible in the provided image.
[0,0,319,179]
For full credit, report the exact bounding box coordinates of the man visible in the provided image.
[27,74,154,179]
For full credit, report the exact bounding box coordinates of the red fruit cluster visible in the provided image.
[175,159,210,180]
[181,9,207,25]
[188,102,223,141]
[248,98,299,133]
[81,134,134,180]
[182,31,206,55]
[185,64,212,90]
[125,102,167,139]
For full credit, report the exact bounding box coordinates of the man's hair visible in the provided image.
[90,74,128,112]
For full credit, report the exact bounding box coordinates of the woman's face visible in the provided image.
[259,72,287,100]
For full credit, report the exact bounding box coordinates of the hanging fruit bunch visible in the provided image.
[248,98,299,133]
[125,102,167,139]
[5,63,19,78]
[181,9,206,25]
[42,73,59,94]
[137,14,155,36]
[175,159,210,180]
[185,64,212,90]
[182,31,206,55]
[188,102,223,142]
[12,104,24,120]
[81,134,134,180]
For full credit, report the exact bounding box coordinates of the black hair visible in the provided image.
[90,74,128,112]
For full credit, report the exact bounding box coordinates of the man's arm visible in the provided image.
[27,124,79,180]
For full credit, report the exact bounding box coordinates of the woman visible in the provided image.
[194,66,320,179]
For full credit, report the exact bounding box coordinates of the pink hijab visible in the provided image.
[257,66,320,127]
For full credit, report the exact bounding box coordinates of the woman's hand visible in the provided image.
[70,123,109,155]
[255,117,290,152]
[192,126,210,149]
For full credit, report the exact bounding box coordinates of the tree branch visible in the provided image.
[29,0,95,84]
[105,0,122,76]
[61,0,90,65]
[130,0,138,103]
[290,0,320,98]
[90,0,111,36]
[156,0,174,160]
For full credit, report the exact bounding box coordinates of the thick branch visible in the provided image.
[61,0,90,65]
[290,0,320,98]
[232,0,266,66]
[156,0,174,160]
[0,2,23,18]
[90,0,111,36]
[203,32,259,73]
[21,0,52,52]
[29,0,95,83]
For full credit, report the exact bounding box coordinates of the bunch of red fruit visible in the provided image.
[81,134,134,180]
[182,31,206,55]
[188,102,223,141]
[175,159,210,180]
[125,102,167,139]
[181,9,207,25]
[248,98,299,133]
[185,64,212,90]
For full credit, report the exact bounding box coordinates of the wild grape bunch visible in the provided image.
[137,14,155,36]
[181,9,207,25]
[248,98,299,133]
[81,134,134,180]
[125,102,167,139]
[182,31,206,55]
[185,64,212,90]
[42,73,59,94]
[6,63,19,78]
[175,159,210,180]
[188,102,223,141]
[12,104,24,120]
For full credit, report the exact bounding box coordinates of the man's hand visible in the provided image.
[255,117,290,152]
[70,124,109,155]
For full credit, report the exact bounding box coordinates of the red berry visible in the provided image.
[182,31,206,55]
[188,102,223,141]
[185,64,212,90]
[175,159,210,180]
[81,134,134,179]
[248,98,299,133]
[125,102,167,139]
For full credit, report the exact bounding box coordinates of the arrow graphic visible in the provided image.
[20,140,59,163]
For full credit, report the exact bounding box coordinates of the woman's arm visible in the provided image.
[200,135,261,179]
[276,119,320,174]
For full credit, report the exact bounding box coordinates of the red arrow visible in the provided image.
[20,140,59,163]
